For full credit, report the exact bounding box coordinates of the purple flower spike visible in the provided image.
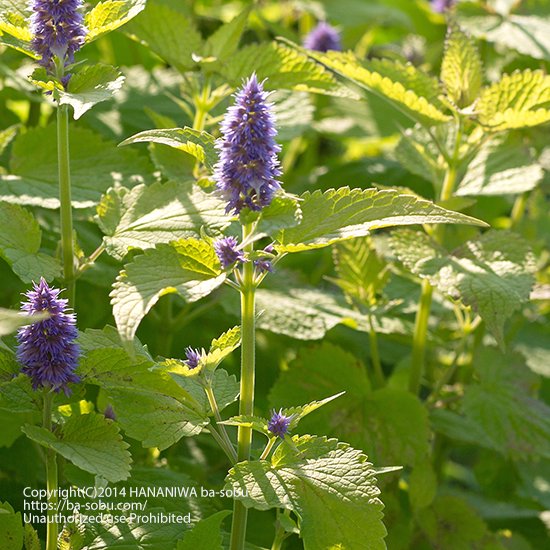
[214,74,282,214]
[254,258,273,274]
[430,0,455,13]
[303,22,342,52]
[16,278,80,395]
[268,409,292,439]
[214,236,246,269]
[184,347,203,369]
[30,0,87,73]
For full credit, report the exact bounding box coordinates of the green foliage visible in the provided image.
[440,24,482,108]
[0,307,47,337]
[111,238,226,343]
[275,187,486,253]
[176,510,231,550]
[120,127,219,170]
[391,229,536,344]
[22,413,132,482]
[0,124,152,209]
[477,70,550,130]
[226,435,386,550]
[96,182,230,260]
[0,202,61,282]
[0,501,23,550]
[85,0,147,43]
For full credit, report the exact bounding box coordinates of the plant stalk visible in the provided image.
[230,223,256,550]
[43,392,58,550]
[205,383,237,463]
[57,104,75,305]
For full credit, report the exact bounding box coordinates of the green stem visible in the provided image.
[43,392,58,550]
[230,223,256,550]
[57,104,75,305]
[205,383,237,463]
[271,522,287,550]
[208,422,238,464]
[510,192,528,230]
[409,280,433,394]
[260,437,277,461]
[367,314,384,388]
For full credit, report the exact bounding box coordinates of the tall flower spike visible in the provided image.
[16,278,80,395]
[214,74,282,214]
[303,22,342,52]
[30,0,87,73]
[214,236,246,269]
[268,409,292,439]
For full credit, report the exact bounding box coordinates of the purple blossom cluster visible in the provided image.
[268,409,292,439]
[430,0,456,13]
[184,347,203,369]
[214,75,282,214]
[214,236,246,270]
[16,278,80,394]
[303,22,342,52]
[30,0,86,73]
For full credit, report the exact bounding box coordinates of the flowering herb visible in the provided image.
[184,346,203,369]
[431,0,455,13]
[213,74,282,214]
[16,278,80,395]
[303,22,342,52]
[30,0,86,76]
[267,409,292,439]
[214,236,247,269]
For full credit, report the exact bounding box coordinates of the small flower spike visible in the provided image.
[30,0,87,73]
[16,278,80,394]
[303,22,342,52]
[214,236,246,269]
[268,409,292,439]
[214,74,282,214]
[184,347,203,369]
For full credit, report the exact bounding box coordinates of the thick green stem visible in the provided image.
[230,224,256,550]
[43,392,58,550]
[367,314,384,388]
[57,104,75,305]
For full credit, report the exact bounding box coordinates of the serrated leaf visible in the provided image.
[203,8,249,62]
[0,202,61,282]
[120,127,218,170]
[225,435,386,550]
[477,70,550,130]
[176,510,231,550]
[0,501,23,550]
[125,0,203,72]
[275,187,486,253]
[60,64,125,119]
[441,24,482,107]
[220,415,269,436]
[205,326,241,371]
[111,238,225,343]
[0,124,151,209]
[295,46,451,124]
[391,229,536,344]
[0,308,48,337]
[219,42,352,97]
[85,0,147,43]
[108,388,209,450]
[96,182,230,260]
[0,374,40,414]
[283,393,345,430]
[22,413,131,482]
[23,523,40,550]
[0,0,32,43]
[456,135,544,196]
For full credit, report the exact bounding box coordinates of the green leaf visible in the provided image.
[0,125,152,209]
[0,0,32,46]
[0,501,23,550]
[85,0,147,43]
[61,64,125,120]
[441,24,482,108]
[219,42,352,97]
[225,435,386,550]
[0,307,48,337]
[295,46,451,124]
[409,462,437,511]
[120,127,218,170]
[0,410,26,447]
[23,523,40,550]
[96,182,230,260]
[331,236,389,307]
[125,0,203,72]
[22,413,131,482]
[111,238,225,343]
[0,374,40,414]
[283,393,345,430]
[205,326,241,371]
[0,202,62,282]
[176,511,231,550]
[203,8,249,62]
[275,187,486,253]
[477,70,550,130]
[390,229,536,344]
[462,348,550,460]
[0,124,18,156]
[456,135,544,196]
